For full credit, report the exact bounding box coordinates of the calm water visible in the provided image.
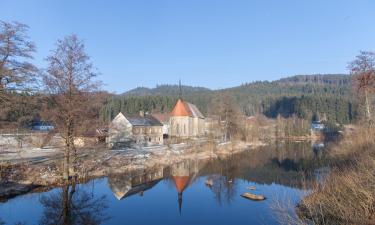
[0,141,326,225]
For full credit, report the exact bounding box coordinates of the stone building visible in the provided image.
[107,112,163,148]
[169,98,205,138]
[151,113,171,138]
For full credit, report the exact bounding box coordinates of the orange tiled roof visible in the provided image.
[170,99,193,117]
[172,176,190,193]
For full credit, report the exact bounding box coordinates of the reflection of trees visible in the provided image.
[202,142,327,190]
[39,180,108,225]
[207,155,240,205]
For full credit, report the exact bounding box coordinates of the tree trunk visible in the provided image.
[63,142,70,180]
[364,90,372,125]
[62,184,70,225]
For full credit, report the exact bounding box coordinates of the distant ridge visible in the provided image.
[122,74,350,96]
[276,74,350,86]
[102,74,355,124]
[122,84,212,96]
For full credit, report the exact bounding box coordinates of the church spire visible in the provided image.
[178,192,183,215]
[179,79,182,99]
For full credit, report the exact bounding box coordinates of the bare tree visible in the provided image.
[348,51,375,125]
[43,35,101,180]
[39,179,108,225]
[209,92,243,141]
[0,21,37,124]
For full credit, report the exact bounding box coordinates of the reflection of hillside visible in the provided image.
[201,142,324,189]
[107,142,324,204]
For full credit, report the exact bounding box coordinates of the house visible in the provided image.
[151,113,171,138]
[107,111,163,148]
[169,98,205,138]
[31,121,54,132]
[311,121,325,131]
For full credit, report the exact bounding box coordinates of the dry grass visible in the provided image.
[296,126,375,225]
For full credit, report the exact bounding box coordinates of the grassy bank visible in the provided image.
[296,126,375,225]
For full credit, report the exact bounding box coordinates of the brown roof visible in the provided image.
[170,99,204,118]
[151,113,171,123]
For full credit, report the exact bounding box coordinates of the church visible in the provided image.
[169,98,205,138]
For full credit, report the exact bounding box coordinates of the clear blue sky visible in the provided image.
[2,0,375,93]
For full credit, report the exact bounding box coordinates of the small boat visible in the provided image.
[246,186,256,190]
[241,192,266,201]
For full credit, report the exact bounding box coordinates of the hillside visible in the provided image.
[276,74,350,86]
[123,85,212,96]
[101,74,356,124]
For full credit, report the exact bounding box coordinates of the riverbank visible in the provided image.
[292,126,375,225]
[0,139,266,201]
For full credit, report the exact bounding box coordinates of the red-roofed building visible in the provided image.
[169,98,205,137]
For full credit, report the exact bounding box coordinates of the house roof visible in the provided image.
[126,114,163,126]
[186,102,204,118]
[108,175,161,200]
[151,113,171,123]
[170,99,204,118]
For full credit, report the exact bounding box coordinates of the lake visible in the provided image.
[0,141,326,225]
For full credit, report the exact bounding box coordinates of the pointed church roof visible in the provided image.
[170,99,204,118]
[172,176,190,193]
[170,99,192,117]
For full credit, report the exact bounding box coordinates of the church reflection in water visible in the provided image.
[107,141,326,214]
[107,158,207,214]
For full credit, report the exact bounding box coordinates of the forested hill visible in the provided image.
[123,85,211,96]
[276,74,350,86]
[101,74,357,124]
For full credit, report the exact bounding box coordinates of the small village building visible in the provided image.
[169,99,205,138]
[107,112,163,148]
[151,113,171,138]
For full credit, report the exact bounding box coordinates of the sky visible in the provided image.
[1,0,375,93]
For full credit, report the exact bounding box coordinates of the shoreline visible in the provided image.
[0,140,267,202]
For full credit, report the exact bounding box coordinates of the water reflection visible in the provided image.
[108,168,163,200]
[170,159,204,214]
[39,179,109,225]
[0,141,328,225]
[107,141,325,209]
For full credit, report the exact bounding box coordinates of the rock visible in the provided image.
[241,192,266,201]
